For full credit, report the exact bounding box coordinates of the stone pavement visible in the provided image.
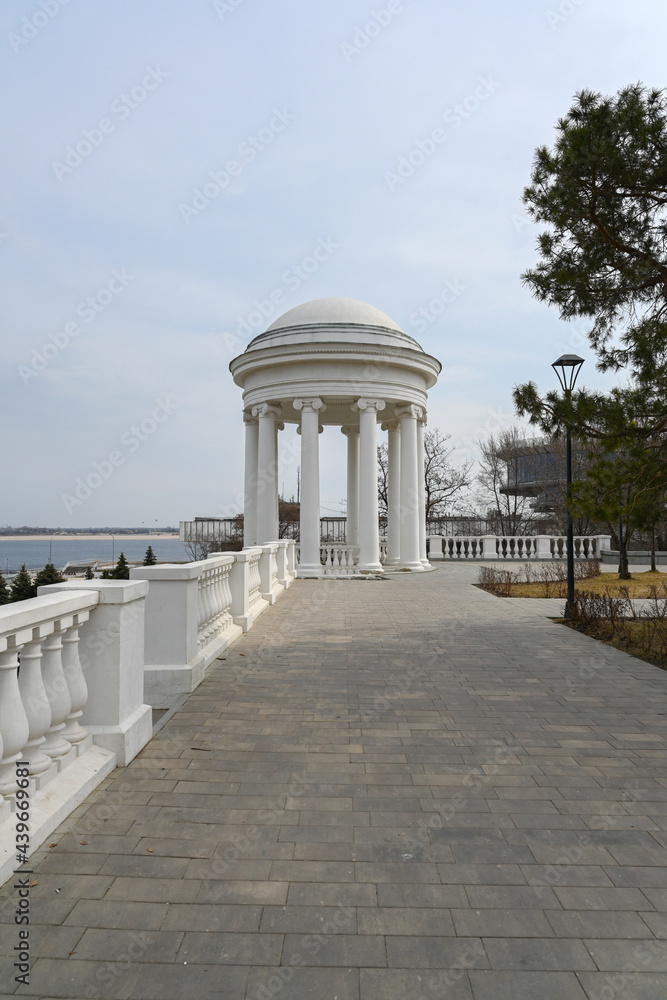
[2,563,667,1000]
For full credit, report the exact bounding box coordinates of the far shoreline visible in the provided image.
[0,533,181,542]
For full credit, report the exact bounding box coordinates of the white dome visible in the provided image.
[246,297,424,353]
[267,297,402,332]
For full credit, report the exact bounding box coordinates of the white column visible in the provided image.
[382,418,401,565]
[354,398,385,573]
[396,404,424,571]
[294,398,325,576]
[253,403,281,544]
[243,411,259,547]
[274,420,281,539]
[341,426,360,549]
[417,413,429,567]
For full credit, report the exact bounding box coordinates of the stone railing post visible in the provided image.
[129,564,202,707]
[534,536,553,560]
[286,539,296,577]
[229,551,252,631]
[428,535,444,559]
[39,581,152,766]
[259,543,283,604]
[481,535,499,560]
[595,534,613,554]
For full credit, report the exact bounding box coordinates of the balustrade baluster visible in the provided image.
[210,566,224,627]
[198,571,214,643]
[197,574,208,640]
[17,633,54,780]
[219,565,233,629]
[40,625,73,765]
[0,644,31,796]
[206,569,222,637]
[61,614,91,750]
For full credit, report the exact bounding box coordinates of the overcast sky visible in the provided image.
[2,0,664,526]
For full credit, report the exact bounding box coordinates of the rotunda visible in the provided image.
[229,297,442,576]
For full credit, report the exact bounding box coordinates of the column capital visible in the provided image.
[252,402,282,420]
[381,419,400,432]
[395,403,424,421]
[297,425,324,435]
[243,409,258,425]
[294,398,326,413]
[353,398,385,414]
[340,424,360,437]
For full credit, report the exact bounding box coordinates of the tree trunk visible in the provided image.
[651,528,656,573]
[619,533,631,580]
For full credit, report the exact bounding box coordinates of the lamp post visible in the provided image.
[552,354,585,618]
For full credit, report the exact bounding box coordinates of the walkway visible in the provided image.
[2,564,667,999]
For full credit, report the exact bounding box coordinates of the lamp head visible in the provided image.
[552,354,584,393]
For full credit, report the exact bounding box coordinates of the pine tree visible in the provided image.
[85,566,95,580]
[0,571,10,605]
[10,564,36,602]
[34,563,65,588]
[514,84,667,577]
[143,545,157,565]
[112,552,130,580]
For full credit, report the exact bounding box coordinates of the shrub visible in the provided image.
[478,566,519,597]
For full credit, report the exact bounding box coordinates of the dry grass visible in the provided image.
[562,619,667,670]
[510,570,667,599]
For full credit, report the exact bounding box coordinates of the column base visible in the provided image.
[357,564,385,574]
[384,557,400,566]
[297,564,325,579]
[397,561,426,572]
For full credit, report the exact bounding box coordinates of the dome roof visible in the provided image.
[246,297,424,353]
[267,297,402,332]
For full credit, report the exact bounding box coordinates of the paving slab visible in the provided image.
[1,563,666,996]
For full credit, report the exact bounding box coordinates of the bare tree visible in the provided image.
[377,442,390,517]
[424,430,474,519]
[183,538,212,561]
[377,429,473,519]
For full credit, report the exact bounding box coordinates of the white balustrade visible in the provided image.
[197,556,236,647]
[131,545,296,708]
[0,588,142,885]
[321,544,359,576]
[430,534,613,561]
[0,594,103,802]
[496,536,539,560]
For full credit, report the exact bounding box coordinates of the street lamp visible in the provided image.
[551,354,585,618]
